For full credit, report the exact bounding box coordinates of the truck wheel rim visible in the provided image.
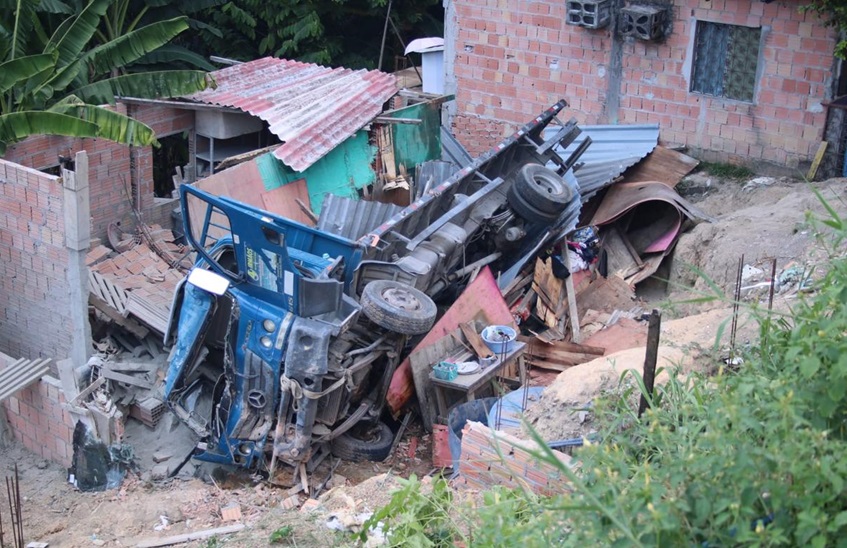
[382,287,422,311]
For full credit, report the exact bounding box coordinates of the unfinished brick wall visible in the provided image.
[2,102,194,242]
[129,103,195,214]
[450,0,836,168]
[3,376,75,468]
[3,107,134,242]
[0,160,75,360]
[454,421,573,496]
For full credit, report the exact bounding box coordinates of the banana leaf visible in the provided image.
[0,53,56,94]
[50,99,157,146]
[0,110,99,154]
[46,0,111,68]
[70,69,211,104]
[130,43,215,71]
[86,16,190,76]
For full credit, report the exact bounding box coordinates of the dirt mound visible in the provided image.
[668,176,847,315]
[523,308,750,442]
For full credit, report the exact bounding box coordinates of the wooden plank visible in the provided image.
[518,335,605,355]
[562,250,581,343]
[622,146,700,187]
[68,376,107,406]
[100,369,153,389]
[260,179,315,226]
[135,524,246,547]
[532,258,563,329]
[459,322,494,359]
[807,141,828,181]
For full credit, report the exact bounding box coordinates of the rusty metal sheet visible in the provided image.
[591,181,713,226]
[186,58,397,172]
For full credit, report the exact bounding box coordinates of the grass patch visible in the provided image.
[699,161,754,179]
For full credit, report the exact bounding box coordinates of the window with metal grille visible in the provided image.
[691,21,762,102]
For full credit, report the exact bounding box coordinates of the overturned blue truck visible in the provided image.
[162,100,590,473]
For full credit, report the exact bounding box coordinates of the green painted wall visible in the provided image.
[388,102,442,175]
[250,102,442,215]
[256,131,377,214]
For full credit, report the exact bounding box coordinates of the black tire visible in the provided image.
[507,184,559,224]
[512,163,574,214]
[331,421,394,462]
[360,280,437,335]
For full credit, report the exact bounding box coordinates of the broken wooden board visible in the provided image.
[100,369,153,389]
[460,322,494,359]
[518,335,605,355]
[575,275,635,320]
[622,146,699,188]
[135,524,246,547]
[602,226,644,280]
[532,258,564,329]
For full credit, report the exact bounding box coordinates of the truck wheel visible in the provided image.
[361,280,437,335]
[507,183,559,224]
[331,421,394,462]
[512,163,574,214]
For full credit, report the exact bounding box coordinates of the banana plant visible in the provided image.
[0,0,214,155]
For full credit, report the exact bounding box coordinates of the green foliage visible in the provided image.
[699,161,754,180]
[269,525,293,543]
[801,0,847,59]
[368,193,847,546]
[199,0,443,69]
[0,0,211,154]
[361,475,459,547]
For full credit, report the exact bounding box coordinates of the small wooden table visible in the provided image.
[429,342,526,423]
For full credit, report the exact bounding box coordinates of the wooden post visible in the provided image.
[562,248,581,343]
[638,309,662,418]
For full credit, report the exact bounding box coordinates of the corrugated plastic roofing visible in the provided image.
[186,57,398,172]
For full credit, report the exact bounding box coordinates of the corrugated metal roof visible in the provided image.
[547,124,659,200]
[186,57,398,172]
[317,194,401,240]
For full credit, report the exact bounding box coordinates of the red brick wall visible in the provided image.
[450,0,836,168]
[2,103,194,242]
[3,377,75,468]
[130,104,195,213]
[0,160,75,360]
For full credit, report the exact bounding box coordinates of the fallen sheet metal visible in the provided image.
[621,146,700,187]
[386,267,515,415]
[591,181,712,285]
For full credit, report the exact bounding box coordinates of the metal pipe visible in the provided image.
[449,252,502,280]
